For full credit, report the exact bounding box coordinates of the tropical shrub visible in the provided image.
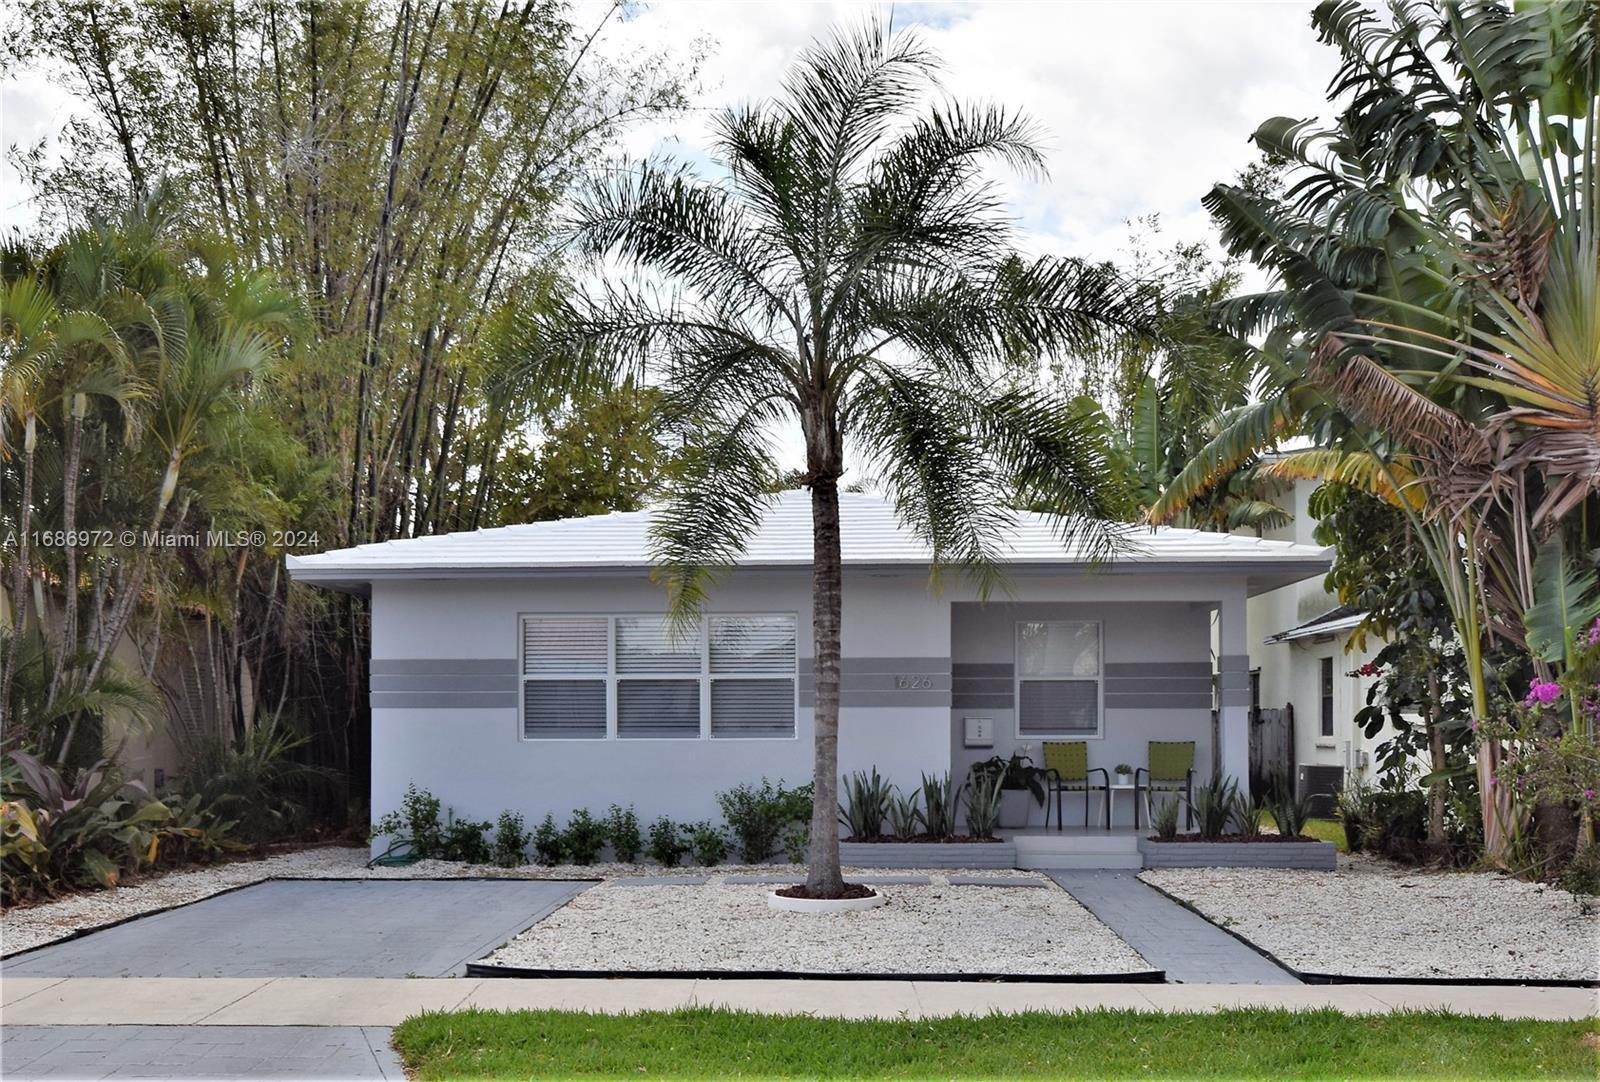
[532,813,563,866]
[561,809,607,865]
[605,804,642,863]
[962,767,1005,840]
[1335,781,1374,853]
[969,754,1048,805]
[839,768,891,839]
[646,817,685,867]
[781,821,808,863]
[1264,771,1313,841]
[492,811,531,868]
[372,783,446,859]
[920,772,958,839]
[441,814,492,864]
[176,721,333,845]
[717,779,807,862]
[686,821,727,866]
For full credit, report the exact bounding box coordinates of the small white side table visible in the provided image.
[1106,783,1139,829]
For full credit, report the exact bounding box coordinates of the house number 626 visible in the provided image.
[895,675,932,689]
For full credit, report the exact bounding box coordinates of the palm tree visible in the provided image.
[565,20,1154,897]
[1150,0,1598,863]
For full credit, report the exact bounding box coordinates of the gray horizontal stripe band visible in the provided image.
[1218,654,1251,672]
[799,690,952,708]
[1103,677,1212,695]
[372,691,518,709]
[951,677,1013,695]
[372,674,518,693]
[952,693,1015,709]
[1219,689,1252,707]
[798,673,952,692]
[371,658,516,675]
[1216,670,1251,690]
[1104,693,1213,709]
[799,657,951,675]
[951,663,1014,678]
[1103,662,1212,679]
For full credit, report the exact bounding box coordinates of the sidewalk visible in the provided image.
[4,976,1595,1024]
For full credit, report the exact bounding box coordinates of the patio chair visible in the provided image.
[1042,741,1110,831]
[1136,740,1195,830]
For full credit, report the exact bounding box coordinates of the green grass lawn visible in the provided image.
[1262,813,1349,852]
[391,1006,1598,1079]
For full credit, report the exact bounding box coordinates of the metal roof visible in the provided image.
[288,490,1332,592]
[1265,605,1367,645]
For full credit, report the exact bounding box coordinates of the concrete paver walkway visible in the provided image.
[3,976,1594,1024]
[2,1025,402,1080]
[1048,870,1299,984]
[2,879,588,978]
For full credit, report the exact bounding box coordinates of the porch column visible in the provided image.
[1215,590,1251,788]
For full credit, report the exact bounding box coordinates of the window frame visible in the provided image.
[1319,656,1335,738]
[518,612,799,742]
[1013,619,1105,740]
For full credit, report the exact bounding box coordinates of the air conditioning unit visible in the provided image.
[1297,765,1345,818]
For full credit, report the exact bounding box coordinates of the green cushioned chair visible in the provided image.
[1136,740,1195,830]
[1042,741,1110,830]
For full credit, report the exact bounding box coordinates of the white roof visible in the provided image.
[288,490,1331,592]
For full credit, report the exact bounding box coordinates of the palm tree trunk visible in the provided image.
[1425,670,1446,849]
[805,475,846,897]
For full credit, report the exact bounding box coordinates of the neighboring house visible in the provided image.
[286,490,1330,844]
[1247,475,1390,810]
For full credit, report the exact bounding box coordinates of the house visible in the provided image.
[286,491,1331,844]
[1246,475,1390,811]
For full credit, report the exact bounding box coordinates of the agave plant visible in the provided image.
[961,766,1006,840]
[838,768,892,840]
[885,788,923,840]
[920,771,958,839]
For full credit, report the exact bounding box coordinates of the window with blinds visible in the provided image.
[519,614,796,740]
[521,617,608,738]
[709,616,796,738]
[1016,621,1102,737]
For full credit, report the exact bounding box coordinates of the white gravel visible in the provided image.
[481,877,1151,975]
[1141,859,1600,982]
[0,846,1052,957]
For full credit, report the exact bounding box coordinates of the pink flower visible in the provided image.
[1585,788,1596,801]
[1523,680,1561,707]
[1586,619,1600,647]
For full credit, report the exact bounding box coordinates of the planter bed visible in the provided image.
[1137,836,1336,870]
[476,876,1154,978]
[839,841,1016,868]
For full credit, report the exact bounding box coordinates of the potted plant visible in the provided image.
[970,754,1047,829]
[1114,763,1133,786]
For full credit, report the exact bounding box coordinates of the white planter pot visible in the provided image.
[768,889,888,913]
[1116,773,1132,786]
[998,790,1032,829]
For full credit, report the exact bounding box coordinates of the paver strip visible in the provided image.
[1047,870,1301,985]
[1,1024,404,1080]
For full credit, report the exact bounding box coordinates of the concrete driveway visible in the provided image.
[2,878,589,978]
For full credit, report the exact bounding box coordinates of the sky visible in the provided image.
[1,0,1340,265]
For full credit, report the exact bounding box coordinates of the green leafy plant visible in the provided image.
[885,788,922,839]
[372,783,445,860]
[969,754,1048,805]
[1266,771,1313,840]
[839,768,892,839]
[441,813,492,864]
[1150,794,1182,840]
[920,771,958,839]
[717,779,806,862]
[605,804,642,863]
[492,811,531,868]
[1231,793,1267,837]
[646,816,685,867]
[962,766,1005,839]
[561,808,607,865]
[532,813,563,866]
[781,821,808,863]
[686,821,727,866]
[1113,763,1133,776]
[175,720,333,845]
[1187,769,1239,840]
[1334,781,1373,853]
